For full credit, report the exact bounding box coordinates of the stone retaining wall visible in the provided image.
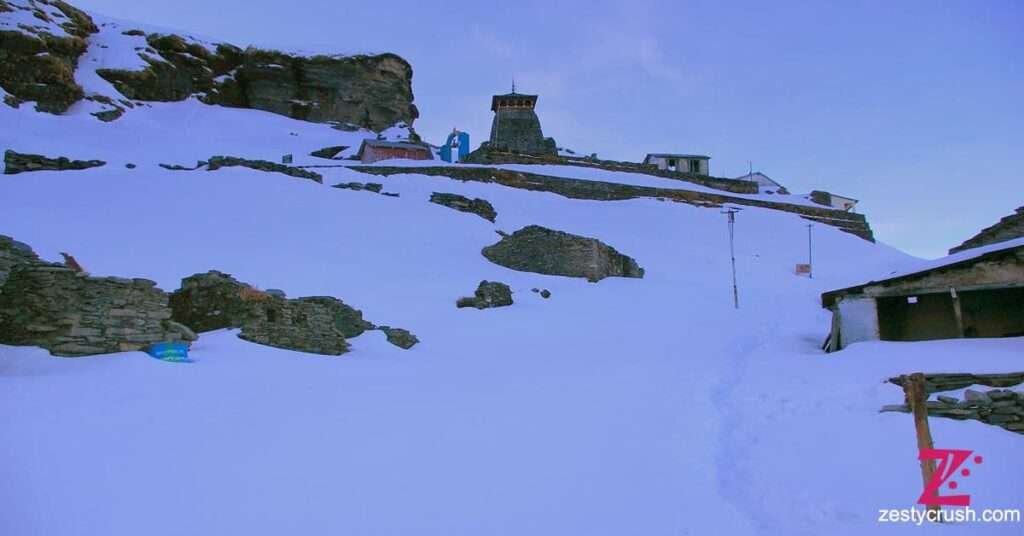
[0,264,195,356]
[352,165,874,241]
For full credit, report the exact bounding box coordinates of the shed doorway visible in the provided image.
[960,287,1024,338]
[877,293,960,341]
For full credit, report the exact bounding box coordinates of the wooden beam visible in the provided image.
[903,373,940,515]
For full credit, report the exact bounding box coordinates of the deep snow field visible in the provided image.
[1,17,1022,532]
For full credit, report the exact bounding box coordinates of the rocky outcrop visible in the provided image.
[352,165,875,241]
[949,206,1024,254]
[0,264,196,356]
[0,0,96,113]
[206,155,322,183]
[169,271,414,355]
[94,31,417,130]
[456,280,512,309]
[482,226,644,282]
[4,149,105,174]
[430,192,497,222]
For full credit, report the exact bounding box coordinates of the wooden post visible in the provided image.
[950,288,965,338]
[903,372,940,515]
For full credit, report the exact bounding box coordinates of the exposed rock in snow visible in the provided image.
[3,149,104,173]
[456,280,513,309]
[482,225,645,282]
[429,192,497,222]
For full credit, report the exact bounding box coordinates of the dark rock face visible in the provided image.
[949,206,1024,254]
[169,271,407,356]
[206,155,322,183]
[456,280,513,309]
[430,192,497,222]
[4,150,105,174]
[482,225,644,282]
[0,264,196,357]
[378,326,418,349]
[0,0,96,113]
[94,32,417,131]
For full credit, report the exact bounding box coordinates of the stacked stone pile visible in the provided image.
[882,387,1024,435]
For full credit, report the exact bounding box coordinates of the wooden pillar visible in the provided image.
[950,288,965,338]
[903,373,940,515]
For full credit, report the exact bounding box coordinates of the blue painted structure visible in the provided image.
[440,130,470,163]
[145,342,191,362]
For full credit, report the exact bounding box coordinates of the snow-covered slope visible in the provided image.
[2,19,1022,536]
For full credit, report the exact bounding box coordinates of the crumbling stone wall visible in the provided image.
[0,264,195,356]
[0,233,42,288]
[169,271,384,355]
[456,280,512,309]
[949,206,1024,254]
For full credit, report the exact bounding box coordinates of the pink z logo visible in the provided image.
[918,448,983,506]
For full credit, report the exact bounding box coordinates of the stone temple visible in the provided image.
[481,88,557,156]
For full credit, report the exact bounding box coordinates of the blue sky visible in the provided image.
[76,0,1022,258]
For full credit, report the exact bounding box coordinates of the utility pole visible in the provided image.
[722,207,741,309]
[807,223,814,279]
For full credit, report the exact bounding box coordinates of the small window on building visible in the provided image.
[689,160,701,173]
[266,308,278,323]
[907,296,918,304]
[667,158,677,170]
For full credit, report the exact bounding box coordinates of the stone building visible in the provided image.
[643,153,710,175]
[949,206,1024,254]
[356,139,433,164]
[821,238,1024,351]
[481,89,557,156]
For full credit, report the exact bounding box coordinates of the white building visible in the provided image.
[643,153,710,175]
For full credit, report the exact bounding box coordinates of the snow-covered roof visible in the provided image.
[822,237,1024,304]
[644,153,710,160]
[735,172,782,188]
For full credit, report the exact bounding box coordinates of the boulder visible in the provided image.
[3,150,105,174]
[481,225,644,282]
[430,192,497,222]
[456,280,513,309]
